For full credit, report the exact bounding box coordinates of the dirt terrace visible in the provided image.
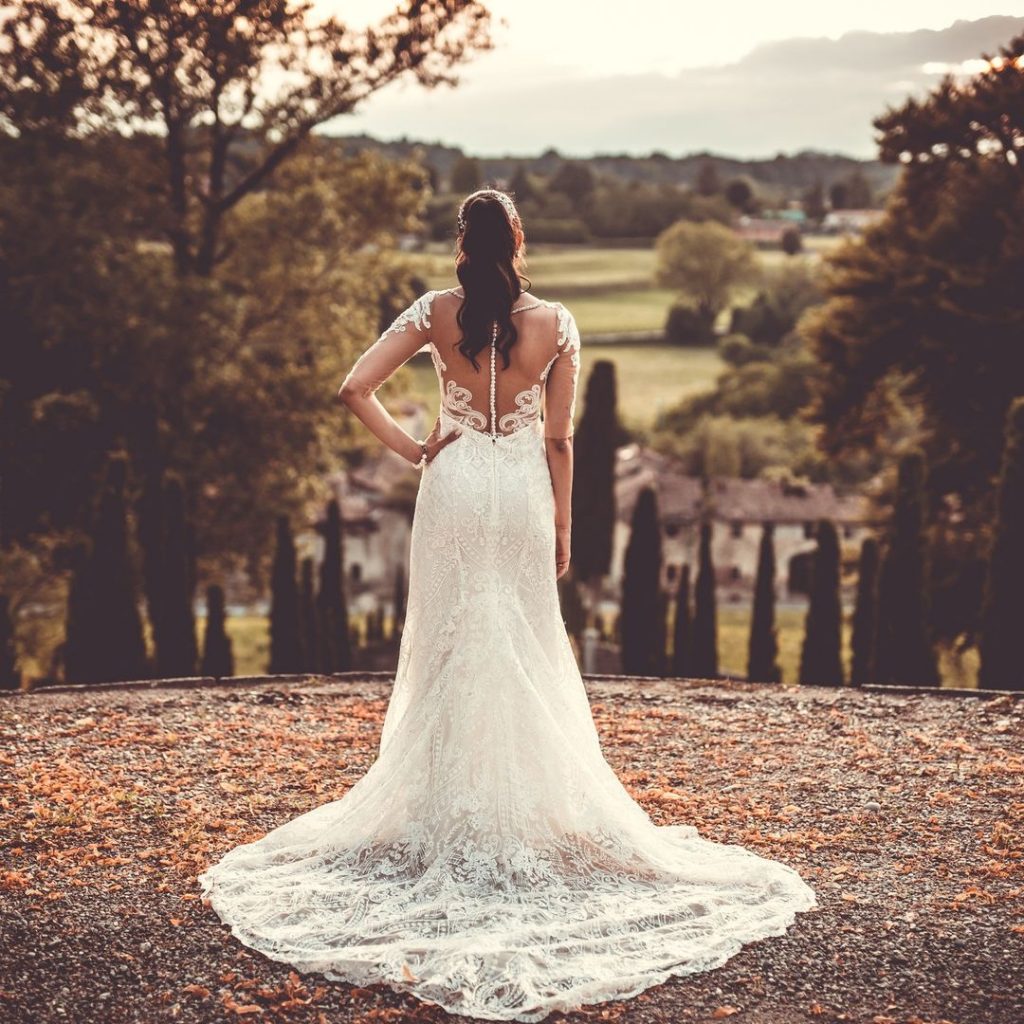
[1,673,1022,1024]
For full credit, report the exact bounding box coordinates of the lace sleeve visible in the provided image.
[339,291,435,398]
[542,303,581,439]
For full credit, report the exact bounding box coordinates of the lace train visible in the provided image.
[198,410,818,1021]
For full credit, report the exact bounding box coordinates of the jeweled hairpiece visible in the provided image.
[457,191,517,233]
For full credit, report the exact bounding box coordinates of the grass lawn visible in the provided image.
[392,342,723,432]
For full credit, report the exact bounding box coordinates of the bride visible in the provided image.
[198,188,818,1021]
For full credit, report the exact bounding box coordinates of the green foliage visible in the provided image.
[979,397,1024,691]
[798,519,844,686]
[803,35,1024,643]
[654,219,760,327]
[450,154,481,193]
[748,524,781,683]
[620,487,665,676]
[664,303,716,347]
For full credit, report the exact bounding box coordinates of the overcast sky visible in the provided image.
[315,4,1023,159]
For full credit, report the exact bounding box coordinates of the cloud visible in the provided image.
[336,15,1024,159]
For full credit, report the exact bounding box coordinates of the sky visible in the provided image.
[313,3,1024,159]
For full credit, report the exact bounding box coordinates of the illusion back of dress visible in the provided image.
[338,286,580,442]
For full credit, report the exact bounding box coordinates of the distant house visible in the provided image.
[821,208,884,235]
[734,215,795,246]
[612,444,877,602]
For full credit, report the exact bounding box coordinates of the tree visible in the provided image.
[153,472,197,678]
[802,178,826,221]
[872,451,940,686]
[450,153,481,194]
[655,220,759,334]
[781,227,802,255]
[318,498,352,673]
[725,178,753,212]
[0,595,20,691]
[0,0,494,278]
[979,397,1024,691]
[696,158,721,197]
[849,536,880,686]
[802,33,1024,642]
[691,519,718,679]
[550,161,596,206]
[571,361,623,585]
[63,452,149,684]
[620,487,665,676]
[509,163,535,203]
[671,564,692,677]
[798,519,844,686]
[269,515,303,674]
[200,583,234,679]
[300,557,319,670]
[748,524,781,683]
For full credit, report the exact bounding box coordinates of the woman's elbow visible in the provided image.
[337,378,364,406]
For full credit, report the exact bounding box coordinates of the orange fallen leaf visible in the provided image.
[712,1008,739,1019]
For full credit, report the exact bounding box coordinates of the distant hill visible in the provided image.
[324,133,900,199]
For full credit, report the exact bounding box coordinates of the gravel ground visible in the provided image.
[1,674,1022,1024]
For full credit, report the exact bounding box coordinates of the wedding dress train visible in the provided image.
[198,289,818,1021]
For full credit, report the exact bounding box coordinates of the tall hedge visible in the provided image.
[849,536,880,687]
[798,519,844,686]
[671,563,692,677]
[269,515,303,674]
[691,519,718,679]
[63,452,148,684]
[748,523,781,683]
[620,486,665,676]
[318,498,352,672]
[872,450,939,686]
[979,397,1024,691]
[200,583,234,678]
[155,473,197,678]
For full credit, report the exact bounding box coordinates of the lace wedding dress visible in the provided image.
[198,288,818,1021]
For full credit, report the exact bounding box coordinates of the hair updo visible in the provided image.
[453,188,531,371]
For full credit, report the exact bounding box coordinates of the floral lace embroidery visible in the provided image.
[498,384,542,433]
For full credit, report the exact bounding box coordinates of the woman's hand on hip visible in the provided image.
[424,416,462,464]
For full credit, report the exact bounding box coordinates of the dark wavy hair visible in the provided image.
[453,188,532,371]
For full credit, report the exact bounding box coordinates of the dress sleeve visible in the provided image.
[542,303,581,439]
[339,291,435,398]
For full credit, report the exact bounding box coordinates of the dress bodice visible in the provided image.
[339,287,581,441]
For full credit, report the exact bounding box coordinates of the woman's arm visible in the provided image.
[337,291,459,465]
[543,305,581,579]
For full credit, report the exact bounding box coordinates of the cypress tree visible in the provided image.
[849,536,880,686]
[872,450,939,686]
[691,519,719,679]
[670,563,692,677]
[620,486,665,676]
[979,397,1024,691]
[156,473,197,677]
[558,570,587,644]
[748,523,781,683]
[200,584,234,678]
[799,519,844,686]
[299,556,319,670]
[269,515,303,673]
[0,595,20,690]
[64,452,148,684]
[318,498,352,672]
[571,360,621,584]
[392,562,407,640]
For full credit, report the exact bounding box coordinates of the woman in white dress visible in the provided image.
[198,188,818,1022]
